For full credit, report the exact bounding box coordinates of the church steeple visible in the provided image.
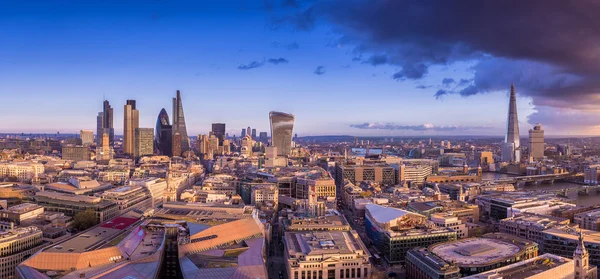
[574,230,590,279]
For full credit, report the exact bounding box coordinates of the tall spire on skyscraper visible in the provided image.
[172,90,189,156]
[503,83,521,162]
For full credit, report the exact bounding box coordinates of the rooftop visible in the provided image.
[285,230,368,257]
[366,204,420,224]
[430,238,522,266]
[463,253,571,279]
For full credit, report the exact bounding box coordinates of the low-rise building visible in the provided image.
[0,203,44,225]
[575,208,600,231]
[34,191,119,223]
[406,248,460,279]
[284,230,371,279]
[499,213,569,245]
[463,253,576,279]
[0,227,44,279]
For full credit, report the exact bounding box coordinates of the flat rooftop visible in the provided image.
[430,238,521,266]
[464,253,571,279]
[285,231,367,256]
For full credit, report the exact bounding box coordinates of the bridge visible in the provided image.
[485,172,583,186]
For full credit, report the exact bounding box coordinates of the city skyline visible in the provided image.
[3,1,598,136]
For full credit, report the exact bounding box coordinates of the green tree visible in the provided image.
[72,209,98,231]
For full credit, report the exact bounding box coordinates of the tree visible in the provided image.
[72,209,98,231]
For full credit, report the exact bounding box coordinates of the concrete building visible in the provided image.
[401,164,433,185]
[79,130,94,145]
[0,203,44,225]
[463,253,577,279]
[529,123,544,160]
[542,226,600,266]
[575,208,600,231]
[430,213,468,238]
[0,227,44,279]
[425,233,538,276]
[95,132,114,161]
[250,183,279,208]
[100,185,153,214]
[499,214,569,244]
[476,151,494,166]
[134,127,154,159]
[406,248,460,279]
[123,99,140,156]
[283,230,371,279]
[61,145,89,161]
[34,191,119,223]
[211,123,226,145]
[0,162,44,182]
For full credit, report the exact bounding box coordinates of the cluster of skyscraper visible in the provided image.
[95,89,296,161]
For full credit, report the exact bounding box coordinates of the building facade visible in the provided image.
[123,100,140,156]
[269,111,295,156]
[172,90,189,154]
[134,127,154,159]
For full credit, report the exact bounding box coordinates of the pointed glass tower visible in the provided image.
[172,90,190,155]
[503,83,521,162]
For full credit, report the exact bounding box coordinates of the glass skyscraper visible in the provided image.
[269,111,295,156]
[155,108,173,157]
[172,90,189,155]
[96,100,114,146]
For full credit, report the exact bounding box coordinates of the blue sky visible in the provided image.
[1,1,592,136]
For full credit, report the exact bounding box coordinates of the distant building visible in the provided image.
[259,131,268,144]
[79,130,94,145]
[34,191,119,223]
[134,127,154,159]
[96,99,114,146]
[335,164,396,187]
[123,99,139,156]
[529,123,544,160]
[269,111,295,156]
[251,128,256,139]
[61,145,89,161]
[154,108,173,156]
[241,135,253,157]
[406,248,460,279]
[575,208,600,231]
[95,133,113,161]
[477,151,494,166]
[503,83,521,163]
[172,90,190,153]
[211,123,226,145]
[172,132,182,157]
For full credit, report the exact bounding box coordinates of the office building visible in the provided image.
[172,90,189,153]
[335,164,397,187]
[79,130,94,145]
[0,227,44,279]
[499,214,568,244]
[283,230,371,279]
[172,132,182,157]
[154,108,173,156]
[406,248,460,279]
[95,133,113,161]
[61,145,89,161]
[365,204,457,264]
[477,151,494,166]
[0,162,44,182]
[250,183,279,208]
[424,233,538,276]
[0,203,44,225]
[259,131,268,144]
[34,191,119,222]
[251,128,256,139]
[134,128,154,159]
[575,208,600,231]
[96,100,114,146]
[241,128,246,137]
[211,123,226,145]
[542,226,600,267]
[123,100,140,156]
[463,254,581,279]
[269,111,295,156]
[503,83,521,162]
[529,123,544,160]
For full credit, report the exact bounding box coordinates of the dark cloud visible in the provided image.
[350,122,490,131]
[268,57,289,64]
[442,78,455,86]
[416,85,432,89]
[238,61,265,70]
[314,65,326,75]
[351,57,361,62]
[434,89,448,99]
[272,0,600,115]
[362,54,388,66]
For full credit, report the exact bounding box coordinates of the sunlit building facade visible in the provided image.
[269,111,295,156]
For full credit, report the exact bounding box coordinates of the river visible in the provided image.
[481,172,600,207]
